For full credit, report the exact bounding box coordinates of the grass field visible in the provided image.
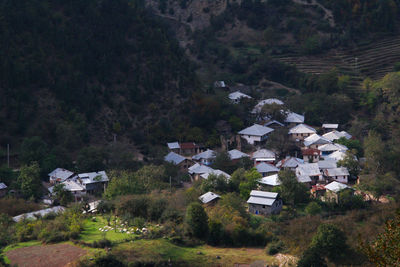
[79,216,139,242]
[113,238,278,266]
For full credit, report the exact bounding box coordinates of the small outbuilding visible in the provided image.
[199,192,221,205]
[247,190,282,216]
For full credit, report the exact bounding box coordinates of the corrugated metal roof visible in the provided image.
[317,160,337,169]
[192,149,216,160]
[252,149,275,159]
[228,149,249,160]
[297,174,312,183]
[188,163,214,174]
[165,152,186,165]
[323,151,347,162]
[296,163,321,177]
[259,174,281,186]
[276,157,304,168]
[199,192,220,204]
[303,134,331,147]
[256,162,279,173]
[288,124,316,134]
[200,169,231,180]
[264,120,284,127]
[48,168,74,182]
[77,171,108,184]
[250,190,278,199]
[0,182,7,190]
[325,181,351,193]
[238,124,274,136]
[247,196,276,206]
[322,124,339,129]
[324,167,350,177]
[284,112,305,123]
[319,143,348,152]
[229,91,252,100]
[167,142,180,149]
[322,130,352,142]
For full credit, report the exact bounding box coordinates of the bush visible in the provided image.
[266,240,285,255]
[92,239,112,248]
[132,217,146,229]
[305,202,322,215]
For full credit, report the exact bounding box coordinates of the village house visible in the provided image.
[0,182,7,198]
[49,180,86,202]
[179,142,204,156]
[256,162,279,177]
[247,190,282,216]
[252,149,276,164]
[238,124,274,145]
[284,111,305,127]
[318,143,348,156]
[192,149,216,166]
[296,163,323,185]
[276,157,304,171]
[164,151,193,172]
[324,167,350,184]
[228,91,252,104]
[323,181,354,203]
[323,150,347,162]
[321,123,339,133]
[200,169,231,180]
[288,124,317,141]
[311,184,326,199]
[258,173,281,189]
[322,130,352,142]
[228,149,249,162]
[48,168,74,184]
[199,192,220,205]
[188,163,214,181]
[167,142,180,154]
[264,120,284,129]
[302,148,321,163]
[303,134,331,149]
[317,159,337,172]
[75,171,109,195]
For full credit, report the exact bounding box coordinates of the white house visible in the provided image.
[229,91,252,104]
[75,171,109,194]
[276,157,304,171]
[322,124,339,133]
[296,163,322,184]
[49,180,86,202]
[247,190,282,216]
[164,152,193,172]
[317,160,337,171]
[288,124,317,141]
[324,167,350,184]
[188,163,214,180]
[48,168,74,184]
[303,134,331,149]
[238,124,274,145]
[322,130,352,142]
[252,149,276,164]
[192,149,216,166]
[256,162,279,177]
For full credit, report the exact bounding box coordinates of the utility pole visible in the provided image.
[7,144,9,168]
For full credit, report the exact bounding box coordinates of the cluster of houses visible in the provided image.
[46,168,109,202]
[165,92,358,216]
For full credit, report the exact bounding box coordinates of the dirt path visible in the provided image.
[6,243,87,267]
[292,0,335,27]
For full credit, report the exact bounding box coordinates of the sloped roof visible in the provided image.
[276,157,304,168]
[264,120,284,127]
[192,149,216,160]
[288,124,316,134]
[229,91,252,100]
[325,181,352,193]
[296,163,321,177]
[247,190,278,206]
[167,142,180,149]
[340,131,352,139]
[199,192,221,204]
[285,112,305,123]
[323,130,352,142]
[322,124,339,129]
[0,182,7,190]
[165,152,186,165]
[256,162,279,173]
[324,151,347,162]
[252,149,275,159]
[302,148,320,156]
[180,142,196,149]
[200,169,231,180]
[303,134,331,147]
[324,167,350,177]
[297,175,312,183]
[228,149,249,160]
[77,171,108,184]
[318,143,348,152]
[259,174,281,186]
[188,163,214,174]
[317,160,337,170]
[48,168,74,182]
[239,124,274,136]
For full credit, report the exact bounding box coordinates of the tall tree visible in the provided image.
[277,170,309,206]
[18,162,42,199]
[185,202,209,239]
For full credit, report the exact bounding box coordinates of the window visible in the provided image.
[262,205,265,208]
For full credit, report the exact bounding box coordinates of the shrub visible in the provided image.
[132,217,146,229]
[92,239,112,248]
[185,202,208,239]
[266,240,285,255]
[305,202,322,215]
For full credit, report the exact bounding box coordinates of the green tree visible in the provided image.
[297,246,327,267]
[185,202,208,239]
[18,162,42,199]
[239,168,261,199]
[20,136,48,165]
[364,131,385,174]
[266,127,296,158]
[311,224,348,263]
[229,168,246,192]
[52,183,73,206]
[337,151,361,179]
[277,170,309,206]
[305,201,322,215]
[76,147,106,172]
[208,219,223,245]
[360,212,400,267]
[201,174,229,193]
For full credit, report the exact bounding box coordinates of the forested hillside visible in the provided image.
[0,0,196,162]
